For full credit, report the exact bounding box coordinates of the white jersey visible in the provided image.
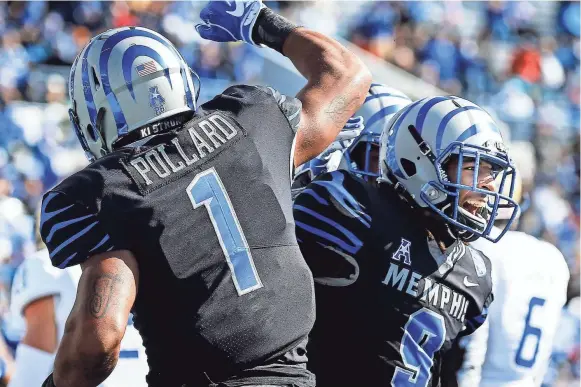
[458,229,570,387]
[10,249,148,386]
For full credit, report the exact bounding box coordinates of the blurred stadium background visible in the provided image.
[0,1,578,385]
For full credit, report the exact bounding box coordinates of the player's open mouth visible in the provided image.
[462,199,486,218]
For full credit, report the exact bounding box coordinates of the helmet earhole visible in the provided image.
[91,67,100,91]
[96,108,109,151]
[86,124,99,142]
[400,158,417,177]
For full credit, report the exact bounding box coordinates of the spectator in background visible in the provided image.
[510,33,542,84]
[0,2,577,385]
[349,2,396,60]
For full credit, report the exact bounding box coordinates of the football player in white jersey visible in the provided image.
[456,174,570,387]
[8,243,148,387]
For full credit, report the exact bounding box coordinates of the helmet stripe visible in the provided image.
[365,92,411,103]
[99,28,195,135]
[456,121,500,143]
[415,96,452,135]
[69,53,81,101]
[364,104,402,132]
[122,45,173,101]
[435,106,483,152]
[81,38,99,130]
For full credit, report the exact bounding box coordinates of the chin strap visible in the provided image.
[407,124,437,163]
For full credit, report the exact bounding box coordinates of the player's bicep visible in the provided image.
[62,249,138,361]
[293,73,367,168]
[40,191,117,268]
[75,250,139,327]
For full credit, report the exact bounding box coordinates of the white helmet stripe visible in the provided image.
[415,96,453,135]
[455,121,500,143]
[435,106,484,152]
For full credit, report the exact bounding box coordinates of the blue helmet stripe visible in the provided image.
[364,105,402,132]
[415,96,452,135]
[99,28,194,135]
[456,121,500,143]
[365,92,411,103]
[181,53,195,110]
[435,106,483,152]
[122,45,173,101]
[81,39,99,130]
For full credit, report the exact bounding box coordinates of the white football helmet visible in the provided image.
[68,27,199,162]
[378,96,520,242]
[342,83,412,179]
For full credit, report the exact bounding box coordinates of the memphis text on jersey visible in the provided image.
[128,113,239,186]
[383,239,470,323]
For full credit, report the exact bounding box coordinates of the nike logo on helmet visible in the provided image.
[463,276,478,287]
[226,1,245,17]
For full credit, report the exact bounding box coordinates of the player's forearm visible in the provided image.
[54,322,121,387]
[287,28,370,163]
[283,28,368,92]
[252,8,370,166]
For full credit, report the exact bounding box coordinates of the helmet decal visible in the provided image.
[122,46,173,100]
[70,27,199,162]
[97,28,195,135]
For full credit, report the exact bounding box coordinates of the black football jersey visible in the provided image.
[293,170,493,387]
[40,85,315,387]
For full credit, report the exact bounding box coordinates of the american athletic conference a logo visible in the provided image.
[149,86,166,116]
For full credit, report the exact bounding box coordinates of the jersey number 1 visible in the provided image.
[187,168,263,296]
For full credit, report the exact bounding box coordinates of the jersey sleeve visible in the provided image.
[460,290,493,338]
[39,190,117,268]
[254,85,302,178]
[254,86,302,133]
[10,255,61,316]
[293,170,372,286]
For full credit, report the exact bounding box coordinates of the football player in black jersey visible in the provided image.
[293,95,520,387]
[39,1,371,386]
